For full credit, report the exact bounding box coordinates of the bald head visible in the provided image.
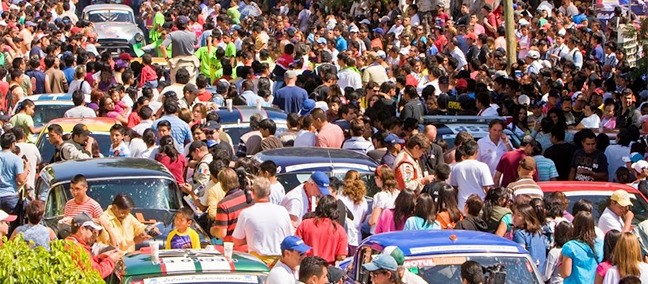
[424,125,437,141]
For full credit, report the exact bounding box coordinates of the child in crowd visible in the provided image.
[513,203,548,274]
[139,54,159,88]
[109,124,131,157]
[544,221,573,284]
[166,207,200,249]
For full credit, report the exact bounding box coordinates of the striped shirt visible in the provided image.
[507,178,543,198]
[64,198,103,218]
[213,189,254,242]
[534,155,559,181]
[342,136,374,155]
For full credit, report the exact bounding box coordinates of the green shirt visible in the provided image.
[227,7,241,25]
[9,112,34,137]
[224,42,237,59]
[149,11,165,42]
[195,46,217,80]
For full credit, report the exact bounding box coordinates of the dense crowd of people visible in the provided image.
[0,0,646,282]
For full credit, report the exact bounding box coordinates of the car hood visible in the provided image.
[94,22,141,39]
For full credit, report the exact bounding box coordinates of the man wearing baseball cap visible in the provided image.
[59,123,94,161]
[381,246,427,284]
[363,253,401,284]
[599,189,634,234]
[266,236,311,284]
[0,209,16,241]
[282,171,330,227]
[66,212,121,278]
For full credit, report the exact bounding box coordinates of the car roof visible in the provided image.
[41,158,174,185]
[83,4,134,12]
[122,249,268,277]
[538,181,640,194]
[45,117,118,132]
[361,230,527,256]
[216,106,287,125]
[25,93,73,102]
[254,147,379,173]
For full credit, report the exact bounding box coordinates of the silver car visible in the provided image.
[82,4,145,55]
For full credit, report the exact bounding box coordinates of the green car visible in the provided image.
[108,249,269,284]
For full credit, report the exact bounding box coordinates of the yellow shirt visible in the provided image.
[207,181,226,220]
[165,227,201,249]
[98,205,147,253]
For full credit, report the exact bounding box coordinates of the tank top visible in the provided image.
[15,223,51,250]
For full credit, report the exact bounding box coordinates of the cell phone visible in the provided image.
[514,70,522,79]
[146,225,160,237]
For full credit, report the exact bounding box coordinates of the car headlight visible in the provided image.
[134,33,144,42]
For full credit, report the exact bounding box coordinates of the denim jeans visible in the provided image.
[0,194,19,214]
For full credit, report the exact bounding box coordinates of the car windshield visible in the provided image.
[559,192,648,224]
[63,178,180,210]
[399,254,541,284]
[33,105,72,127]
[224,126,286,152]
[127,274,263,284]
[87,10,133,23]
[37,134,112,164]
[277,172,379,197]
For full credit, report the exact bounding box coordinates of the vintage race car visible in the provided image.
[107,249,268,283]
[253,147,379,196]
[340,230,544,284]
[423,115,522,148]
[35,158,210,247]
[82,4,146,55]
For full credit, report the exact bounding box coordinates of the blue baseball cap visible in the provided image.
[299,99,316,116]
[280,236,311,253]
[372,28,385,35]
[362,254,398,272]
[310,171,330,196]
[316,37,327,44]
[383,133,405,145]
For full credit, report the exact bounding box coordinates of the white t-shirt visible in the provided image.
[266,260,298,284]
[17,142,41,189]
[370,190,398,234]
[598,207,624,234]
[68,79,92,96]
[580,114,601,129]
[339,194,368,244]
[269,182,286,205]
[402,270,428,284]
[231,202,293,255]
[293,130,317,147]
[603,262,648,284]
[64,106,97,118]
[281,184,310,225]
[128,138,148,158]
[450,159,494,211]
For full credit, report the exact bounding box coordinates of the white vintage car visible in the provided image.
[82,4,145,56]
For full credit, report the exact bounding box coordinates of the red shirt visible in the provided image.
[495,149,538,187]
[66,235,115,278]
[155,153,187,184]
[295,217,348,264]
[214,189,254,243]
[139,65,158,87]
[127,112,140,128]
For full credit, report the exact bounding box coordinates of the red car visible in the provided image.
[539,181,648,224]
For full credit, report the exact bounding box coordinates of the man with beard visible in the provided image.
[66,212,121,278]
[60,124,94,161]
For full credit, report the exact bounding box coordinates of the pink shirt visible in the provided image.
[596,261,613,278]
[316,122,344,148]
[375,209,405,234]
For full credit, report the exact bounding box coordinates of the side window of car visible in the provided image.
[357,246,380,283]
[45,185,67,217]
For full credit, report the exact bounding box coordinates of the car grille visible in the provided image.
[98,39,129,48]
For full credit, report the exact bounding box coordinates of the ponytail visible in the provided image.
[159,135,178,162]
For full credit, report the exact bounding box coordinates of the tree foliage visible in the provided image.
[0,235,105,284]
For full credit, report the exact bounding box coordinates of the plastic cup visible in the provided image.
[226,99,233,111]
[150,240,160,263]
[223,242,234,259]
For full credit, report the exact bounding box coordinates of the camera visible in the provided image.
[483,264,506,284]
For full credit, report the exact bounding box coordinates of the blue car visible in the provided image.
[341,230,543,284]
[253,147,379,195]
[35,158,210,248]
[214,106,288,152]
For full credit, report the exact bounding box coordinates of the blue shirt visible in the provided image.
[63,67,76,84]
[272,86,308,114]
[336,36,348,52]
[513,230,547,274]
[562,240,603,284]
[572,13,587,25]
[404,216,441,231]
[153,115,193,153]
[534,155,559,181]
[0,151,23,198]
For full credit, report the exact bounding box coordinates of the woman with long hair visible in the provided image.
[508,104,531,137]
[561,211,603,284]
[375,189,415,234]
[544,221,573,284]
[98,96,128,124]
[191,103,208,127]
[338,170,368,248]
[404,193,439,230]
[603,232,648,283]
[513,203,548,274]
[127,96,150,128]
[295,195,349,265]
[481,187,513,238]
[368,165,399,234]
[435,183,463,229]
[595,230,622,284]
[155,135,187,185]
